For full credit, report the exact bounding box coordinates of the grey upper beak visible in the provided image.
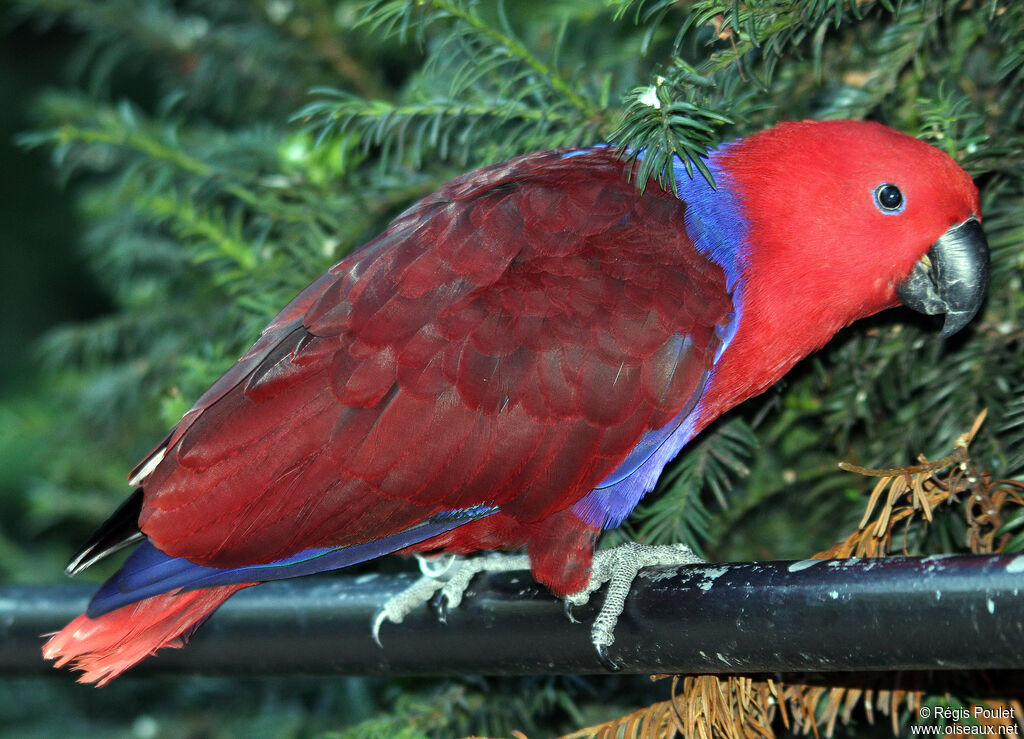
[896,218,989,338]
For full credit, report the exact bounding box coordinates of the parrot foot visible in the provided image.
[566,542,704,671]
[372,552,531,646]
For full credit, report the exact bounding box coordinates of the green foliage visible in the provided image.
[2,0,1023,735]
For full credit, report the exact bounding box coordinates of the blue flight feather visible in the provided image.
[87,505,498,618]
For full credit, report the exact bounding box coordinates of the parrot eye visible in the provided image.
[874,183,904,213]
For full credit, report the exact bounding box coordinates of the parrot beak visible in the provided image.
[896,217,989,338]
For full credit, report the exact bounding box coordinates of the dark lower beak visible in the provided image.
[896,218,989,338]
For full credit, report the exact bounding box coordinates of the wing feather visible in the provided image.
[131,148,733,571]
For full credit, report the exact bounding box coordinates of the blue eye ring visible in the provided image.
[874,183,905,213]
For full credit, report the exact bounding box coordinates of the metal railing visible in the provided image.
[3,554,1023,677]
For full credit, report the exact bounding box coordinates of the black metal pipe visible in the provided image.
[3,553,1023,678]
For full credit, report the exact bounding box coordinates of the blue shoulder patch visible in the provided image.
[671,144,748,360]
[559,144,613,159]
[672,146,747,287]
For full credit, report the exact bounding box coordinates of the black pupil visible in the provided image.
[878,184,902,210]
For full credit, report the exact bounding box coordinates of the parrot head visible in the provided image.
[714,119,989,347]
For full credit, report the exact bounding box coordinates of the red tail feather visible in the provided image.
[42,583,252,686]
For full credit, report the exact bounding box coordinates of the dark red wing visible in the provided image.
[135,149,733,568]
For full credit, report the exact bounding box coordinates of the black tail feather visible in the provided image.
[66,489,145,576]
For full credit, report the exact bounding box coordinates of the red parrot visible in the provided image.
[44,120,988,684]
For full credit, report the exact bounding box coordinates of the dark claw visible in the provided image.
[371,609,387,648]
[595,643,620,672]
[429,591,449,624]
[564,599,579,624]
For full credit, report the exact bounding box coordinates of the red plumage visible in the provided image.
[137,148,730,576]
[43,584,250,686]
[44,121,987,683]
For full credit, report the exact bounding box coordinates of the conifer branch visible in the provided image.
[430,0,599,120]
[47,120,212,178]
[142,193,258,274]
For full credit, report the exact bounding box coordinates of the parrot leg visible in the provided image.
[565,542,704,670]
[371,544,702,670]
[371,552,530,646]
